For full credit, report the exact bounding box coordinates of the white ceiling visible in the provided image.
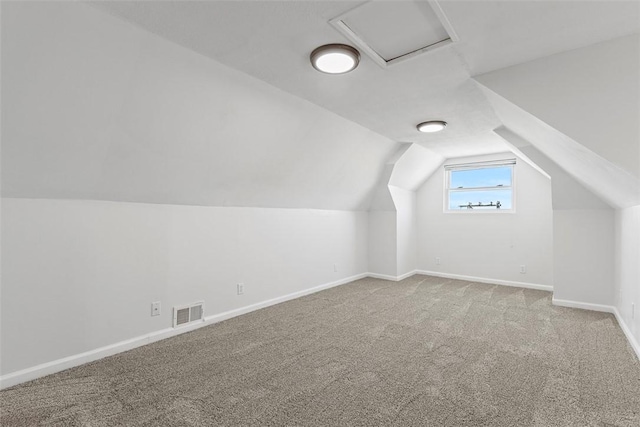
[334,1,450,61]
[482,85,640,209]
[92,0,640,159]
[1,2,396,210]
[476,33,640,179]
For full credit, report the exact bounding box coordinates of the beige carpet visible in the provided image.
[2,275,639,426]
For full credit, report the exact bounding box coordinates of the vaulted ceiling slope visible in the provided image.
[477,34,640,209]
[369,143,445,212]
[495,128,611,211]
[2,1,639,211]
[92,0,640,159]
[1,2,396,210]
[481,86,638,209]
[477,34,640,180]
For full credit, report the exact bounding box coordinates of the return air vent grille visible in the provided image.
[190,305,202,322]
[173,301,204,328]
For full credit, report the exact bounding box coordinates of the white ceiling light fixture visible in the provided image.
[417,120,447,133]
[310,44,360,74]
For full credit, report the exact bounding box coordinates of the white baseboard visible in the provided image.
[0,272,367,390]
[612,307,640,361]
[415,270,553,292]
[396,270,418,281]
[551,298,639,362]
[551,298,615,313]
[203,272,367,323]
[367,272,401,281]
[367,270,418,282]
[4,272,635,390]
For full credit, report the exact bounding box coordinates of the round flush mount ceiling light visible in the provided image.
[417,120,447,133]
[310,44,360,74]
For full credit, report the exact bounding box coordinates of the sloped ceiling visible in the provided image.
[90,0,503,156]
[476,34,640,179]
[476,34,640,209]
[389,144,444,192]
[443,0,640,76]
[370,142,444,211]
[1,2,396,210]
[91,0,640,159]
[2,1,639,210]
[520,146,612,211]
[480,85,639,209]
[495,128,610,210]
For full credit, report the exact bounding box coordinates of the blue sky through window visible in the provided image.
[448,165,513,210]
[450,166,511,189]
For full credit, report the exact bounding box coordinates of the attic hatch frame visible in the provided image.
[329,0,459,69]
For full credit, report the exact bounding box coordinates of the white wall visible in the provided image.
[475,32,639,356]
[506,141,615,306]
[0,198,369,376]
[516,144,610,211]
[476,34,640,179]
[367,211,397,278]
[553,210,615,305]
[1,2,395,210]
[390,186,417,277]
[417,153,553,287]
[480,87,639,209]
[614,206,640,348]
[389,144,444,191]
[476,34,640,210]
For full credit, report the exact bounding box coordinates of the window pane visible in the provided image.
[449,189,512,210]
[450,166,511,189]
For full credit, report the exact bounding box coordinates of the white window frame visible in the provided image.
[444,159,516,214]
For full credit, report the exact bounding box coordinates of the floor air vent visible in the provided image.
[173,301,204,328]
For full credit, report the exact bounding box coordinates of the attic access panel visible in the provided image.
[330,0,458,68]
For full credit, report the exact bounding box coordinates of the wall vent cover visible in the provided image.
[173,301,205,328]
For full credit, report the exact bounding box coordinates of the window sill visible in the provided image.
[444,209,516,214]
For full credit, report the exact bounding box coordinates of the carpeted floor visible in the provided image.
[2,275,639,426]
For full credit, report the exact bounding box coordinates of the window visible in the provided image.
[445,159,515,212]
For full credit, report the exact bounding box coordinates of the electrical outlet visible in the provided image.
[435,257,441,266]
[520,265,526,274]
[334,263,338,272]
[237,283,244,295]
[151,301,161,316]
